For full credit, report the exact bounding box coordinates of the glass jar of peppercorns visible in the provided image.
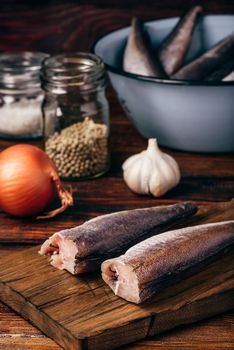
[41,53,110,179]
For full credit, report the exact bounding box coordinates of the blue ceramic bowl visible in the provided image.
[94,15,234,153]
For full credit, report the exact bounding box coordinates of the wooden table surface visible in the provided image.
[0,0,234,349]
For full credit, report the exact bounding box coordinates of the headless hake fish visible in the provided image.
[102,221,234,304]
[159,6,203,75]
[123,17,167,78]
[39,202,197,274]
[173,33,234,80]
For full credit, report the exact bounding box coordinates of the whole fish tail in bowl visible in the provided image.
[123,17,167,78]
[172,32,234,80]
[159,5,203,75]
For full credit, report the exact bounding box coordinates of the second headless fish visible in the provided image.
[39,202,196,274]
[102,220,234,304]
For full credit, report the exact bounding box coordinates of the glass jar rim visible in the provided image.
[41,52,107,93]
[0,51,49,92]
[0,51,49,73]
[42,52,104,74]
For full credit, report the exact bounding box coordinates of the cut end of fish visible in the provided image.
[39,233,78,274]
[101,259,140,304]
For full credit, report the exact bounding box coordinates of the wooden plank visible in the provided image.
[1,248,233,350]
[0,201,234,350]
[0,1,233,349]
[1,301,233,350]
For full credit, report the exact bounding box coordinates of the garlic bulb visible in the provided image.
[122,139,181,196]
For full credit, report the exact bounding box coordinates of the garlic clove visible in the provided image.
[122,138,181,197]
[123,152,149,194]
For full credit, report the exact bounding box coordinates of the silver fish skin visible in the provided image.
[102,221,234,304]
[123,17,167,78]
[172,32,234,80]
[159,6,203,75]
[39,202,197,274]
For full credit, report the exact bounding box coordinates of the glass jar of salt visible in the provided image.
[41,53,110,179]
[0,52,48,139]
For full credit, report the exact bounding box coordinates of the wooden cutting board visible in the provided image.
[0,201,234,350]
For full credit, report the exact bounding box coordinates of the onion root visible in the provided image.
[36,174,74,219]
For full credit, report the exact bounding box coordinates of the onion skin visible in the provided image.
[0,144,73,218]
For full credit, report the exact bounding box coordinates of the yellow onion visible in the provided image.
[0,144,73,218]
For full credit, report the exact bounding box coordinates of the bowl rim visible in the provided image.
[92,15,234,86]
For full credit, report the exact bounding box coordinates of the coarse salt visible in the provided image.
[0,96,43,137]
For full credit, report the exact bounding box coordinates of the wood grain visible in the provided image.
[1,301,233,350]
[0,201,234,350]
[0,0,234,349]
[0,0,233,55]
[1,248,234,349]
